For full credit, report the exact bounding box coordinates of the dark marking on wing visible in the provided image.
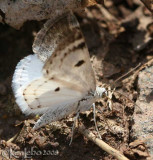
[68,42,85,54]
[77,42,85,49]
[46,70,49,74]
[53,53,57,57]
[75,60,85,67]
[54,87,60,92]
[64,53,68,57]
[76,97,88,111]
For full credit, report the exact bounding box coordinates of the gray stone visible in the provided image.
[131,65,153,159]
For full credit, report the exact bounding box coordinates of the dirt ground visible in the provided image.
[0,1,153,160]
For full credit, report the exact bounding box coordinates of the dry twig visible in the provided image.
[78,124,129,160]
[123,58,153,90]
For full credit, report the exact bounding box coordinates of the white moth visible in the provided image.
[12,14,106,130]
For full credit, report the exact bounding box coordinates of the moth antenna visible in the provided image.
[113,90,142,112]
[102,63,141,110]
[112,63,141,87]
[106,89,133,104]
[113,91,133,103]
[105,89,142,113]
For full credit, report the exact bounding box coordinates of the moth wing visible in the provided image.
[12,54,44,93]
[33,14,79,62]
[12,54,85,116]
[33,101,78,130]
[43,15,96,93]
[22,77,85,115]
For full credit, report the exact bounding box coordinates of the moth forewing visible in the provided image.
[43,29,96,93]
[33,14,80,63]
